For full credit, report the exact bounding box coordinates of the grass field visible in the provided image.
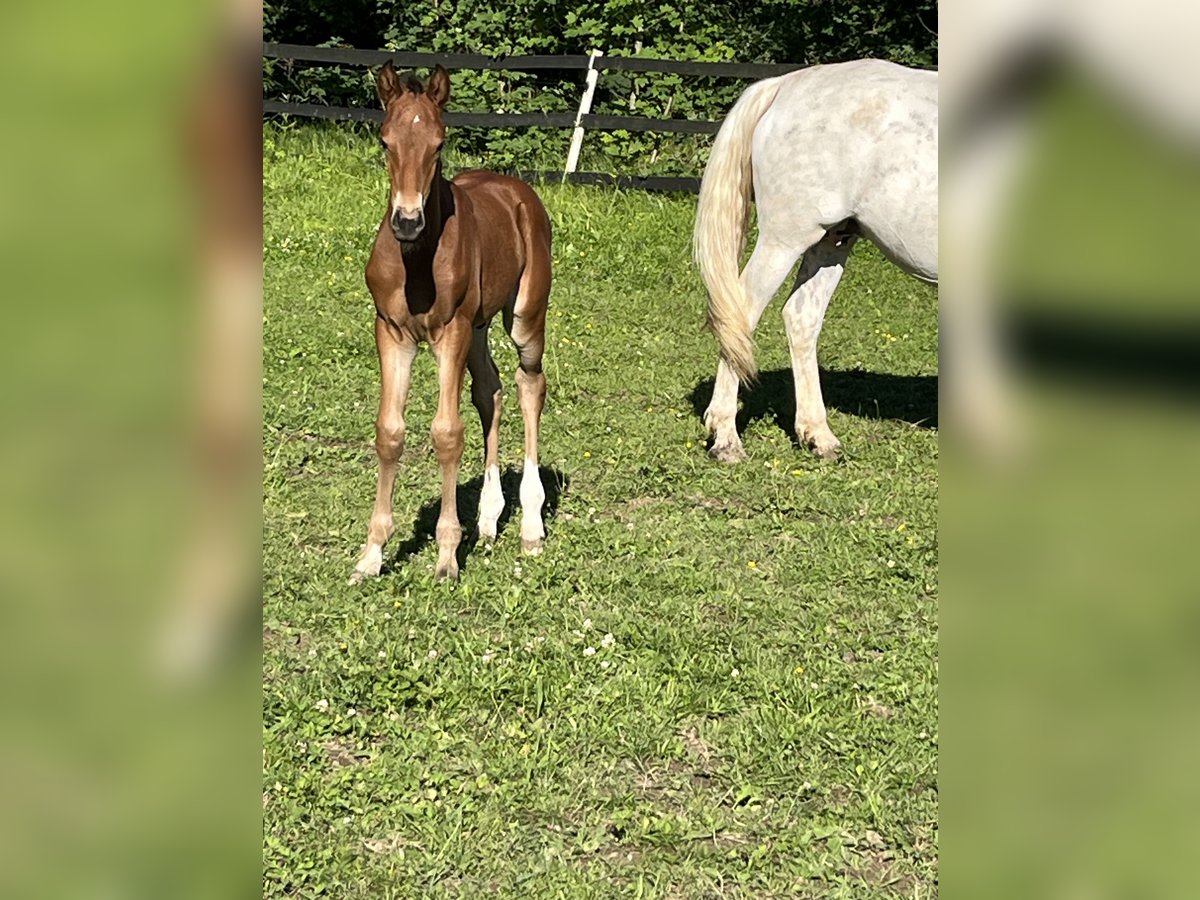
[263,123,938,898]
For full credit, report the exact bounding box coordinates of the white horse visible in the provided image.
[694,59,938,461]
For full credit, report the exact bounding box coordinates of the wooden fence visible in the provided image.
[263,43,804,192]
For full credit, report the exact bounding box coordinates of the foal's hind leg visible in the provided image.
[468,325,504,542]
[514,357,547,554]
[506,291,549,555]
[704,237,807,462]
[781,227,856,459]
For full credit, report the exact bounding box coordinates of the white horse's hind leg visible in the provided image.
[704,238,808,462]
[781,228,856,459]
[705,360,750,462]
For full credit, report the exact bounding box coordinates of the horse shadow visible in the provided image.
[385,465,570,575]
[688,367,938,445]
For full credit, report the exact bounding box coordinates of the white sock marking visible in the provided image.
[519,457,545,543]
[478,464,504,537]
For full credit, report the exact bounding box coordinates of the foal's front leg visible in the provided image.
[430,320,470,580]
[351,318,417,584]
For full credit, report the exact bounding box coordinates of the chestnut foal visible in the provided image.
[351,64,551,583]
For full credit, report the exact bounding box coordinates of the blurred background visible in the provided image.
[0,0,260,896]
[942,0,1200,896]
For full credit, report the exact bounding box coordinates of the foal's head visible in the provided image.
[375,62,450,243]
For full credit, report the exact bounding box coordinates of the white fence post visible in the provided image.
[564,49,603,180]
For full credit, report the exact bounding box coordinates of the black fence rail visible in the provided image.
[264,43,802,78]
[263,43,805,192]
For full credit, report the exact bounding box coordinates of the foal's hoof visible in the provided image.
[348,567,378,586]
[349,551,382,585]
[434,561,460,582]
[709,440,748,464]
[521,537,544,556]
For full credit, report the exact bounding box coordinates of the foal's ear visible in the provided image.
[426,65,451,109]
[376,60,401,107]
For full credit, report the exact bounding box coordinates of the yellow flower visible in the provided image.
[583,451,591,458]
[794,665,805,674]
[747,560,757,569]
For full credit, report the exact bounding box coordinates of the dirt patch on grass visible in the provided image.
[323,739,368,768]
[700,831,755,851]
[362,834,423,855]
[597,846,645,866]
[263,625,310,658]
[621,758,718,803]
[841,648,885,664]
[862,696,896,719]
[677,723,714,763]
[845,848,917,894]
[842,831,924,894]
[826,784,854,809]
[282,429,368,451]
[608,495,662,524]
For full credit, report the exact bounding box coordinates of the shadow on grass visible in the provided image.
[688,367,938,444]
[386,465,570,575]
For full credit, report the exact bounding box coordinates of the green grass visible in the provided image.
[263,123,938,898]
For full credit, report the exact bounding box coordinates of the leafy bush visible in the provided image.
[264,0,937,174]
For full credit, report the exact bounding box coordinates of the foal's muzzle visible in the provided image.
[391,207,425,242]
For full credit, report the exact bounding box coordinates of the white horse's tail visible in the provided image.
[693,76,784,384]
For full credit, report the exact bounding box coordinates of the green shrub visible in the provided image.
[264,0,937,174]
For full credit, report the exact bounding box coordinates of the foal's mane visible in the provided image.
[395,72,426,95]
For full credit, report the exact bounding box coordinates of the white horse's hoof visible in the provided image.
[796,421,841,460]
[809,438,841,460]
[709,440,748,464]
